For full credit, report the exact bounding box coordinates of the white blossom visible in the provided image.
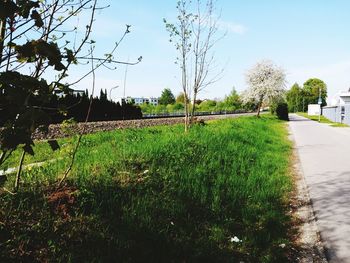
[242,60,286,106]
[229,236,242,243]
[279,243,286,248]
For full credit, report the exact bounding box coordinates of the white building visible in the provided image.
[116,97,159,106]
[308,104,321,115]
[330,90,350,106]
[323,89,350,124]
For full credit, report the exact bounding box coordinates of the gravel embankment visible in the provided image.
[32,113,255,140]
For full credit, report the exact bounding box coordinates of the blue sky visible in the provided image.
[71,0,350,101]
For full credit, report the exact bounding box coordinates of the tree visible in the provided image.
[286,83,303,112]
[222,88,242,110]
[0,0,141,191]
[99,89,108,102]
[176,92,186,103]
[242,60,286,117]
[164,0,223,131]
[198,99,216,111]
[159,88,175,105]
[303,78,327,107]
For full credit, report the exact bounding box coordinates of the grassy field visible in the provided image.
[297,112,349,127]
[0,115,294,262]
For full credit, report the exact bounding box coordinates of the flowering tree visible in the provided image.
[242,60,286,117]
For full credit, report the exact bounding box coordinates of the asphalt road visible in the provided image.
[289,114,350,262]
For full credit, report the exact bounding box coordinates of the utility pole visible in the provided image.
[318,87,322,122]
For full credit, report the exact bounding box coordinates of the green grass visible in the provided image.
[0,115,294,262]
[297,112,349,127]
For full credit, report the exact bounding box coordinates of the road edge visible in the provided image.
[288,122,328,263]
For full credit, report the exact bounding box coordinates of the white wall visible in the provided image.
[308,104,321,115]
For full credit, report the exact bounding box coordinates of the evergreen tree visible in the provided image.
[286,83,303,112]
[159,88,175,105]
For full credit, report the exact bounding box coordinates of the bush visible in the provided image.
[276,102,289,121]
[270,103,277,115]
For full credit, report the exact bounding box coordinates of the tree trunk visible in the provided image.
[0,19,6,67]
[14,150,26,192]
[184,94,189,132]
[256,101,262,117]
[190,91,198,125]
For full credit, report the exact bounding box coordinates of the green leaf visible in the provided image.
[0,1,19,20]
[18,0,40,18]
[23,144,34,156]
[48,140,60,151]
[31,10,43,27]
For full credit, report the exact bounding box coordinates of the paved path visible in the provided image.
[289,114,350,262]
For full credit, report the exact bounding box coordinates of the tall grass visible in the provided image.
[0,115,293,262]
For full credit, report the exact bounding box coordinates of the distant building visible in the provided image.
[124,97,159,106]
[323,88,350,124]
[148,97,159,106]
[330,89,350,106]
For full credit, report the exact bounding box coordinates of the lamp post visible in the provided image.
[109,85,119,101]
[318,87,322,122]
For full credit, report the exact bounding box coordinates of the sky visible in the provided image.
[69,0,350,102]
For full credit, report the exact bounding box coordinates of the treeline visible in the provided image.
[141,88,256,115]
[286,78,327,112]
[0,89,142,126]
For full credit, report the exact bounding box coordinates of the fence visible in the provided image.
[322,106,338,122]
[322,105,350,125]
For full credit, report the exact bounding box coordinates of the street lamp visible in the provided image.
[109,85,119,101]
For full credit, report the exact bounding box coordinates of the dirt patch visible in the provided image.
[46,186,78,219]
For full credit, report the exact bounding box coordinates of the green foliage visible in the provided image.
[14,40,66,70]
[222,88,242,110]
[0,1,74,162]
[198,99,216,111]
[0,0,40,20]
[167,102,184,112]
[0,116,294,262]
[276,103,289,121]
[286,79,327,113]
[269,96,285,115]
[303,78,327,106]
[176,92,186,103]
[159,88,175,105]
[154,104,167,114]
[141,88,245,115]
[0,71,56,155]
[286,83,303,112]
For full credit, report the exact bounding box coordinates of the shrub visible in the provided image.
[270,102,277,115]
[276,102,289,121]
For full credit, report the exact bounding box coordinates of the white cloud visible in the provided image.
[218,20,247,34]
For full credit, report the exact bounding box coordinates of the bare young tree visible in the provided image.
[189,0,223,123]
[165,0,223,131]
